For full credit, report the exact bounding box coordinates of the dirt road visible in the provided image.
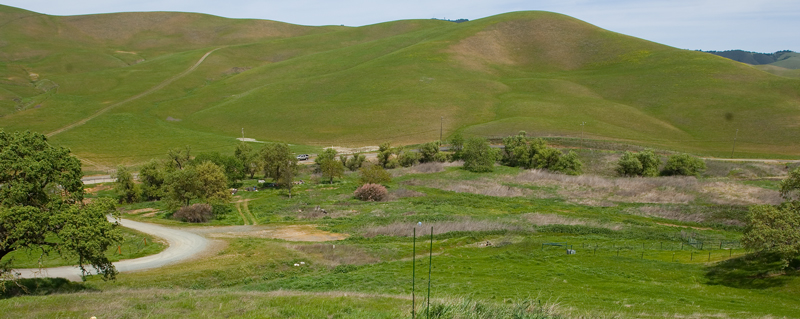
[46,48,222,138]
[16,218,209,281]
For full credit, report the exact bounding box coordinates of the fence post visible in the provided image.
[690,252,693,261]
[412,228,416,319]
[708,251,711,262]
[672,253,675,262]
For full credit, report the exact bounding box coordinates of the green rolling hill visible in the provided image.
[1,5,799,167]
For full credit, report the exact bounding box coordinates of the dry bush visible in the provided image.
[354,183,388,201]
[523,213,623,230]
[411,162,446,174]
[445,181,531,197]
[173,203,213,223]
[293,244,379,265]
[362,219,525,237]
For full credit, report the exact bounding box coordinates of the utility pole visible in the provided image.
[730,129,738,158]
[580,122,586,149]
[439,117,443,142]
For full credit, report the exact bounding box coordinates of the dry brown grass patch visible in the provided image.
[362,219,525,237]
[523,213,623,230]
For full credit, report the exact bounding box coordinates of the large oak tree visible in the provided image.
[0,131,121,280]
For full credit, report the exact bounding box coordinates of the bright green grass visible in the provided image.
[4,164,800,318]
[1,227,166,269]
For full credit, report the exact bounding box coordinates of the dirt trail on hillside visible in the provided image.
[46,47,222,137]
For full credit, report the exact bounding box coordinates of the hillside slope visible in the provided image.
[1,5,799,165]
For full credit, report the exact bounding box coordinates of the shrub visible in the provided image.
[397,150,420,167]
[616,151,643,176]
[463,137,495,172]
[553,150,582,175]
[662,153,706,176]
[354,183,388,201]
[637,150,660,177]
[433,151,450,163]
[419,141,441,163]
[359,164,392,185]
[173,203,213,223]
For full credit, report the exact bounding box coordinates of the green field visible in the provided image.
[3,154,799,318]
[1,5,799,168]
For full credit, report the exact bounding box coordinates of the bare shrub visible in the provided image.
[173,203,213,223]
[354,183,388,201]
[294,244,379,265]
[362,219,525,237]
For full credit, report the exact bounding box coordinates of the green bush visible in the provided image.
[616,151,643,176]
[463,137,495,172]
[662,153,706,176]
[358,164,391,185]
[397,150,420,167]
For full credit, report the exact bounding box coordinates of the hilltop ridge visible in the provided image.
[0,6,799,165]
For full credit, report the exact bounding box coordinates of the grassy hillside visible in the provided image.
[1,5,799,166]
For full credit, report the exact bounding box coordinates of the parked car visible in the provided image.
[296,154,309,161]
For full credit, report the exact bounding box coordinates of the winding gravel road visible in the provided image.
[16,218,208,281]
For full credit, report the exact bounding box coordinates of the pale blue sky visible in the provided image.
[2,0,797,52]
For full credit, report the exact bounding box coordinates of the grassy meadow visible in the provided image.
[4,150,799,318]
[1,5,800,165]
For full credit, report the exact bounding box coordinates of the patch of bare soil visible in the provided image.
[85,184,112,195]
[125,208,157,215]
[326,146,379,154]
[203,225,348,242]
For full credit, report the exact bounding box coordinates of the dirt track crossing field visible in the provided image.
[46,48,222,138]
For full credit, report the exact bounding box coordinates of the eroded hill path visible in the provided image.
[46,47,222,137]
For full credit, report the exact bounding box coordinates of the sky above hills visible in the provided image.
[3,0,798,52]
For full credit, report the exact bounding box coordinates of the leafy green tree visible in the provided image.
[616,151,644,177]
[195,161,231,204]
[377,142,394,168]
[419,141,441,163]
[193,152,245,187]
[637,150,660,177]
[139,159,166,201]
[662,154,706,176]
[260,143,295,180]
[275,158,298,198]
[113,165,140,203]
[234,142,260,179]
[0,130,122,280]
[358,163,392,185]
[462,137,495,172]
[554,150,583,175]
[164,167,200,209]
[316,149,344,184]
[166,146,191,170]
[448,132,465,161]
[397,149,420,167]
[779,167,800,201]
[164,161,230,209]
[502,131,529,167]
[340,153,366,171]
[742,203,800,267]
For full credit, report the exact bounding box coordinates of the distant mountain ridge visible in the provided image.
[704,50,800,69]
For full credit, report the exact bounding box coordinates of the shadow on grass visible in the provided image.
[1,277,90,299]
[705,252,800,289]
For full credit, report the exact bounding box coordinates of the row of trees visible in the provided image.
[616,151,706,177]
